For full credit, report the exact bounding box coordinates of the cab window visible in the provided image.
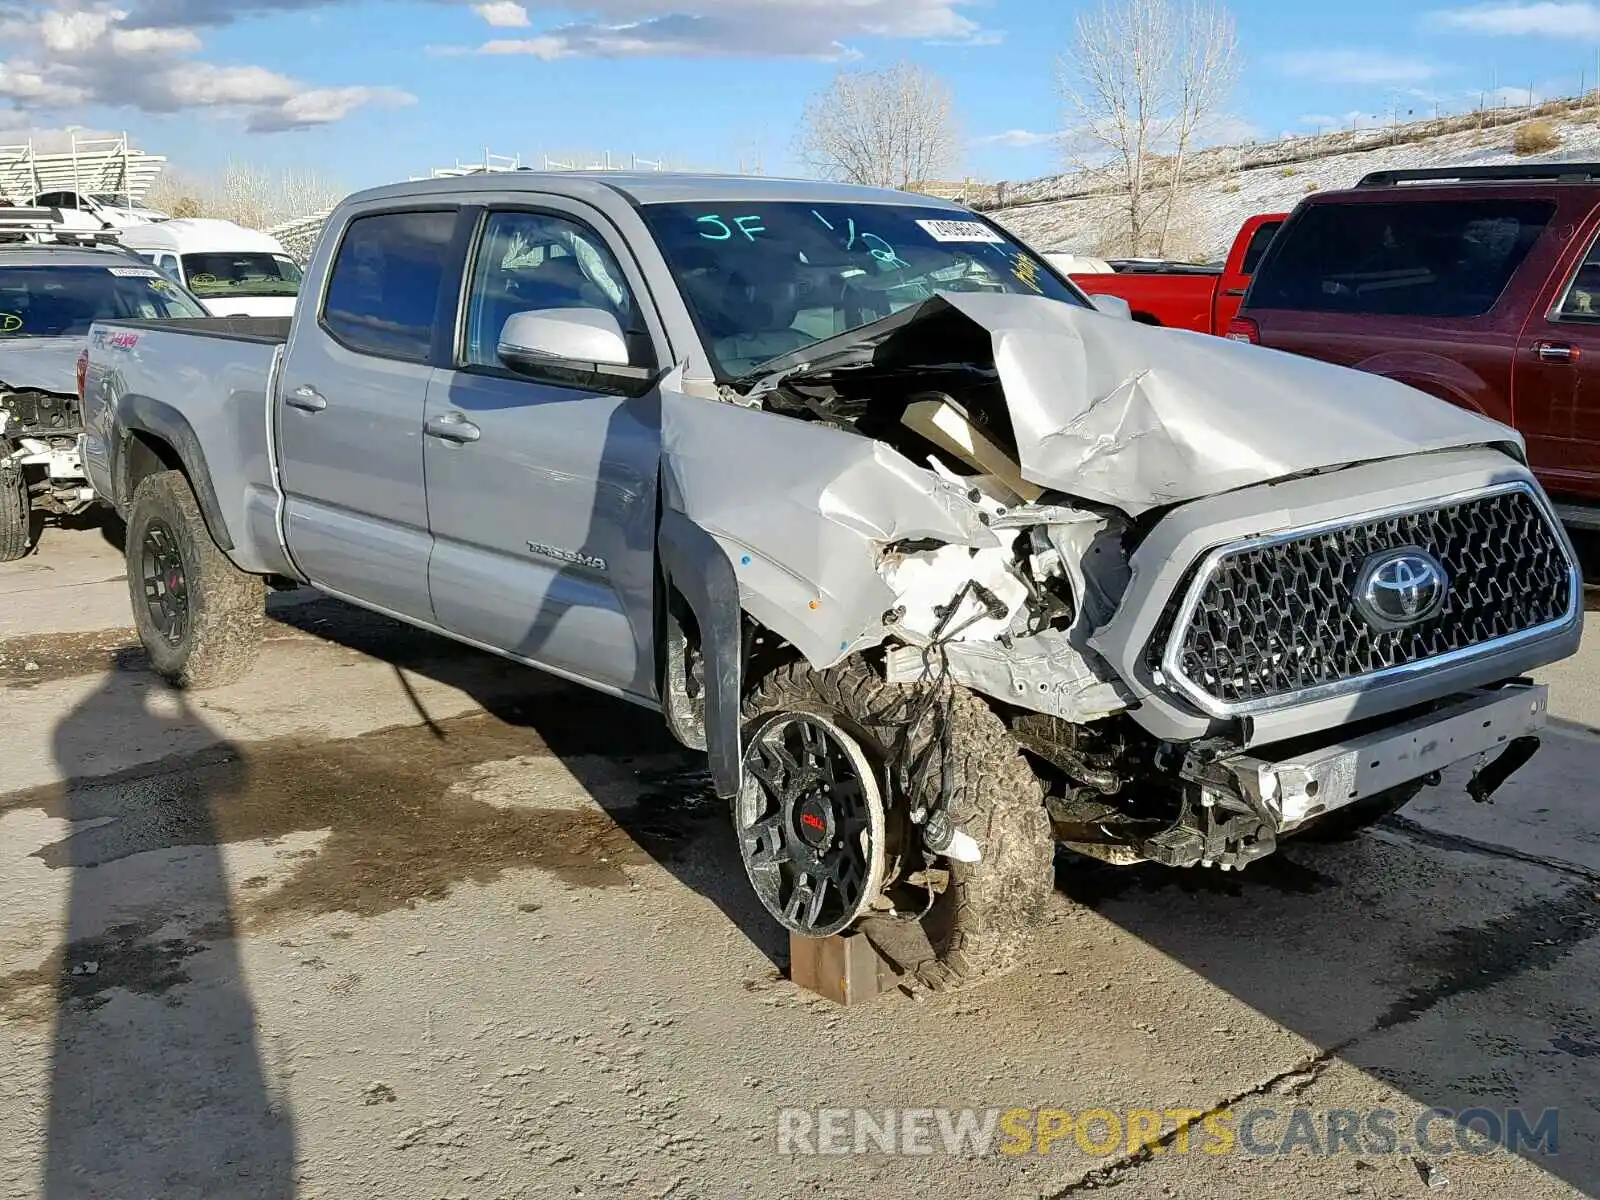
[460,210,640,371]
[321,210,456,362]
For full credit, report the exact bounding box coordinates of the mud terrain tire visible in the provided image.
[1292,781,1425,843]
[742,661,1054,990]
[0,465,31,561]
[127,470,264,688]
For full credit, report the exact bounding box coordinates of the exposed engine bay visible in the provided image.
[1,383,94,517]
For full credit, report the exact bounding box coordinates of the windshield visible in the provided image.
[0,264,208,337]
[639,201,1086,378]
[181,252,303,298]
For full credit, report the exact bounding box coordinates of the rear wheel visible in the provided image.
[126,470,264,688]
[739,661,1054,990]
[0,465,29,562]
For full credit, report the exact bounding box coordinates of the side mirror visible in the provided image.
[499,307,630,368]
[1090,294,1134,321]
[496,308,657,396]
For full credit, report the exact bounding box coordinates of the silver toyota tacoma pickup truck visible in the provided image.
[82,173,1583,987]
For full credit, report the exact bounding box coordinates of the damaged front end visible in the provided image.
[1,381,93,523]
[660,291,1577,878]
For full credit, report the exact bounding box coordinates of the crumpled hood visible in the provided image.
[771,292,1520,516]
[0,337,83,396]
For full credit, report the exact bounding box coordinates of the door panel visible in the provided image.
[1513,210,1600,500]
[424,371,660,694]
[424,206,663,698]
[276,207,457,621]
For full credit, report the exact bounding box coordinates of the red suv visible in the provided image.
[1232,164,1600,515]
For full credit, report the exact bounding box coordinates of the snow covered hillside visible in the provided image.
[986,101,1600,263]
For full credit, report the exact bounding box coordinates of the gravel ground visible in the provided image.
[1,522,1598,1200]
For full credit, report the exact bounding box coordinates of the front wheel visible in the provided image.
[126,470,265,688]
[739,661,1055,990]
[0,464,31,561]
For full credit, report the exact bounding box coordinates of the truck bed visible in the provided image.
[1068,269,1221,332]
[97,316,291,345]
[83,315,286,576]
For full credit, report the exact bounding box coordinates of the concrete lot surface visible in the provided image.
[1,523,1598,1199]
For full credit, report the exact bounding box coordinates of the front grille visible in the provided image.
[1153,487,1574,710]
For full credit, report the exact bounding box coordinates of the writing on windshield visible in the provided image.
[0,266,207,337]
[182,252,303,299]
[640,201,1081,378]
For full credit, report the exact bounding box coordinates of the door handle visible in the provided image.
[424,413,481,444]
[285,385,327,411]
[1537,341,1580,364]
[1223,287,1247,297]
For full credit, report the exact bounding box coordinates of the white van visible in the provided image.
[119,219,302,318]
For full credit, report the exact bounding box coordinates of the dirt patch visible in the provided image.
[0,628,142,687]
[0,915,222,1022]
[1,695,716,927]
[0,595,479,689]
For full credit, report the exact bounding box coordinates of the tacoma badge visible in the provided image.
[526,541,608,572]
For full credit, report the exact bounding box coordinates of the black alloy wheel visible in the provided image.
[140,519,189,646]
[738,711,886,937]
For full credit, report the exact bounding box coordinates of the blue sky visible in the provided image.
[3,1,1600,190]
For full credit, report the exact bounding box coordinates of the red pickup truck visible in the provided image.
[1232,163,1600,514]
[1067,212,1285,334]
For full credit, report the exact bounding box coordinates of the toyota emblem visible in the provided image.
[1355,547,1449,630]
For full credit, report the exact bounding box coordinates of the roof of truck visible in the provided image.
[348,171,970,210]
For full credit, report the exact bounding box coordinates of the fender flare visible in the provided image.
[657,507,743,799]
[113,393,234,552]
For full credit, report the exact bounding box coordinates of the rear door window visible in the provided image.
[1250,199,1554,317]
[1239,221,1282,275]
[321,210,456,361]
[1553,228,1600,321]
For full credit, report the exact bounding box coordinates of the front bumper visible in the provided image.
[1207,684,1549,834]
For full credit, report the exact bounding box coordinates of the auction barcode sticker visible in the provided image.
[915,219,1007,244]
[108,267,161,277]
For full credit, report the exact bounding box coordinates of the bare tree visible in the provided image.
[1058,0,1239,257]
[797,60,962,191]
[144,160,344,229]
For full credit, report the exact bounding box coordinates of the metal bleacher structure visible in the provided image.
[0,132,165,205]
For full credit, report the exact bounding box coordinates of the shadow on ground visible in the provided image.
[34,670,295,1196]
[1051,734,1600,1194]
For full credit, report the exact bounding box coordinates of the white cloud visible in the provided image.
[0,3,414,132]
[1432,2,1600,35]
[453,0,989,59]
[474,1,529,26]
[1273,50,1444,85]
[974,129,1059,148]
[251,85,415,131]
